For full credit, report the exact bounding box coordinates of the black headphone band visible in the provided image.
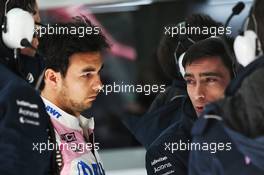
[240,1,263,56]
[2,0,11,33]
[174,33,195,63]
[218,36,239,78]
[182,36,239,78]
[4,0,10,16]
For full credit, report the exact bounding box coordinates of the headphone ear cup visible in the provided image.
[178,52,186,77]
[234,30,258,66]
[2,8,34,49]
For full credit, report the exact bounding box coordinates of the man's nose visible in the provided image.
[92,76,103,93]
[194,83,205,101]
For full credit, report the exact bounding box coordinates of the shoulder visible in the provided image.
[1,79,43,108]
[0,72,49,130]
[145,122,190,173]
[191,115,223,137]
[146,134,189,175]
[151,121,185,147]
[145,142,178,175]
[226,56,264,95]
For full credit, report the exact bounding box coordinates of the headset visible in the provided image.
[173,27,237,78]
[173,21,196,77]
[174,2,245,78]
[1,0,46,89]
[1,0,35,50]
[234,1,263,67]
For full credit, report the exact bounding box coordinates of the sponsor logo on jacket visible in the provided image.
[45,105,62,118]
[61,132,77,143]
[77,161,105,175]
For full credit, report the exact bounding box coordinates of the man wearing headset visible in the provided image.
[0,0,55,174]
[189,0,264,174]
[145,37,234,175]
[123,14,224,149]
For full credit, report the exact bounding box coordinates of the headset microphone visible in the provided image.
[233,2,246,15]
[224,1,245,37]
[21,38,34,49]
[2,8,34,49]
[221,2,245,77]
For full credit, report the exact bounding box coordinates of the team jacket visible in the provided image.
[145,97,196,175]
[42,97,105,175]
[0,63,53,175]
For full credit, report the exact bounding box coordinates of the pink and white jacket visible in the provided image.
[42,97,105,175]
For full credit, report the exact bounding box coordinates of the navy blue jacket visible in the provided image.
[189,118,264,175]
[189,56,264,175]
[20,54,45,86]
[145,97,196,175]
[0,63,54,175]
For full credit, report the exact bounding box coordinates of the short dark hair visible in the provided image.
[157,14,223,79]
[39,16,109,77]
[182,37,234,77]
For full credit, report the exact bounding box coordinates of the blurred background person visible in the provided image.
[122,14,224,149]
[0,0,55,174]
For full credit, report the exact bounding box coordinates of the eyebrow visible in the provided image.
[199,72,223,78]
[81,64,104,73]
[184,72,223,78]
[184,73,193,78]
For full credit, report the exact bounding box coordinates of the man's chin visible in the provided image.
[84,100,93,109]
[195,111,203,117]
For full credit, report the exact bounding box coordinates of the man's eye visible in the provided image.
[81,73,92,77]
[206,78,218,83]
[185,79,195,85]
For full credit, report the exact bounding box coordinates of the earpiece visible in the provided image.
[1,0,35,49]
[234,30,259,66]
[180,36,239,78]
[173,21,196,77]
[174,37,195,78]
[178,52,185,77]
[233,2,263,66]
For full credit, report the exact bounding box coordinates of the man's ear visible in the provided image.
[44,69,61,89]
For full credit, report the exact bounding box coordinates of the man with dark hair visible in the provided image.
[157,14,223,81]
[145,37,234,175]
[182,38,233,116]
[0,0,55,174]
[39,18,109,175]
[189,0,264,174]
[123,14,224,149]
